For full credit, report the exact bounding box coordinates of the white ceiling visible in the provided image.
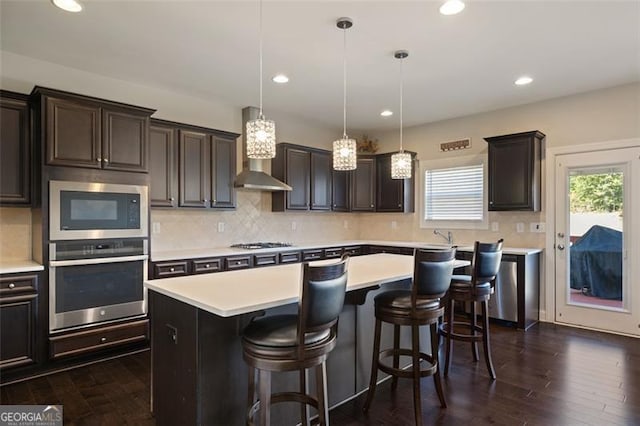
[1,0,639,131]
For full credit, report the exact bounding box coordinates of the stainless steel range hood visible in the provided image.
[234,107,292,191]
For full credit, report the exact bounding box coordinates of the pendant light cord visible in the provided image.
[399,55,404,152]
[342,24,347,139]
[258,0,264,118]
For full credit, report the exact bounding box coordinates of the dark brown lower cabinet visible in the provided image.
[0,273,38,371]
[49,320,148,359]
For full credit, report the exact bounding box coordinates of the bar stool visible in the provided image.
[440,239,503,379]
[241,256,349,426]
[363,248,456,426]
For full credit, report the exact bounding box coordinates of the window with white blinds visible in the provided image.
[424,164,484,221]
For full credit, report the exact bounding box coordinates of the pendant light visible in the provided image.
[391,50,412,179]
[333,17,357,171]
[246,0,276,159]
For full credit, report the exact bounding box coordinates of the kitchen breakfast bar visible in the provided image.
[145,253,468,425]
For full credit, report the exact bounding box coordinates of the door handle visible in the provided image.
[557,232,565,238]
[557,244,565,251]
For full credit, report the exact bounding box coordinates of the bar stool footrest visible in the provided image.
[439,321,484,342]
[377,348,437,378]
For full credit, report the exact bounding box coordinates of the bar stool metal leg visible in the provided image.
[258,369,271,426]
[300,369,309,426]
[481,300,496,379]
[470,301,479,362]
[391,324,400,391]
[363,318,382,412]
[444,298,454,376]
[316,362,328,426]
[411,324,423,426]
[430,322,446,408]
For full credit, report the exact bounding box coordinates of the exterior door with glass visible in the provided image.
[554,147,640,336]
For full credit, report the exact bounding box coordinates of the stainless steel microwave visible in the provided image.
[49,180,148,241]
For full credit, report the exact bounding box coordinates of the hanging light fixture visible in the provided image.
[246,0,276,159]
[333,17,357,171]
[391,50,412,179]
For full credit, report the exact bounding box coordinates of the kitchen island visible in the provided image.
[146,253,468,425]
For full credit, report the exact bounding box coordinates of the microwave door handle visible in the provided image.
[50,254,148,267]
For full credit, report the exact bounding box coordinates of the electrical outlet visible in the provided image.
[152,222,161,234]
[343,220,349,229]
[516,222,525,233]
[291,221,297,231]
[391,221,398,230]
[491,222,499,232]
[217,222,225,233]
[530,222,546,233]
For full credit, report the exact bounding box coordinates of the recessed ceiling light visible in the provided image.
[51,0,83,12]
[272,74,289,84]
[380,110,393,117]
[515,76,533,86]
[440,0,465,16]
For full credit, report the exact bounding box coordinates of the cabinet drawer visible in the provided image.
[343,246,362,257]
[253,254,278,267]
[154,261,189,278]
[279,251,301,264]
[49,319,148,359]
[226,256,252,270]
[324,247,343,259]
[0,274,37,295]
[302,250,323,261]
[192,258,223,274]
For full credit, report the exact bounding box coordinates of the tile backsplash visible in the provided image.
[0,208,32,261]
[150,191,359,252]
[151,191,545,253]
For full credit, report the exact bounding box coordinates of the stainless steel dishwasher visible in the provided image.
[488,255,518,322]
[464,254,518,322]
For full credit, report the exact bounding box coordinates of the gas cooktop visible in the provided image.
[230,242,293,250]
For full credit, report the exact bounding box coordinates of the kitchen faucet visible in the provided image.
[433,229,453,245]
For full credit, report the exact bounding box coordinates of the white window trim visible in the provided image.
[419,154,489,230]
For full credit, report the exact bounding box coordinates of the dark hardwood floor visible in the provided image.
[1,322,638,425]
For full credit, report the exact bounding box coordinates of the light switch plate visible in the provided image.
[391,221,398,230]
[516,223,525,233]
[152,222,161,234]
[217,222,225,233]
[491,222,499,232]
[291,221,297,231]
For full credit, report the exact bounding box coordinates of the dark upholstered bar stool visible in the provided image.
[363,248,456,426]
[440,239,503,379]
[241,256,349,426]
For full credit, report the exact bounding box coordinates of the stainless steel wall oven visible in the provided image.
[49,238,148,332]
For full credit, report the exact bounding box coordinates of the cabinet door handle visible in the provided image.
[370,204,374,208]
[96,157,102,162]
[103,158,109,163]
[169,267,175,272]
[398,204,401,207]
[170,197,175,202]
[8,283,15,289]
[100,337,107,343]
[213,199,217,203]
[205,264,210,268]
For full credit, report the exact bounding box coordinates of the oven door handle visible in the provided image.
[50,255,149,267]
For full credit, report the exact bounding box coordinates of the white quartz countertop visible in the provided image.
[0,260,45,274]
[145,253,469,318]
[151,240,541,261]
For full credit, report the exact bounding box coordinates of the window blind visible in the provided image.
[425,164,484,220]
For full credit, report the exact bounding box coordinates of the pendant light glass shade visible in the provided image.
[333,136,357,171]
[247,0,276,159]
[333,18,357,171]
[391,151,412,179]
[391,50,412,179]
[246,115,276,159]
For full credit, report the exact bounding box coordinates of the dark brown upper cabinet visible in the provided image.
[351,156,376,212]
[485,130,544,211]
[32,87,155,173]
[272,143,331,212]
[210,135,237,208]
[0,91,31,206]
[178,126,238,209]
[310,151,332,210]
[331,170,350,212]
[149,120,178,207]
[376,152,416,213]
